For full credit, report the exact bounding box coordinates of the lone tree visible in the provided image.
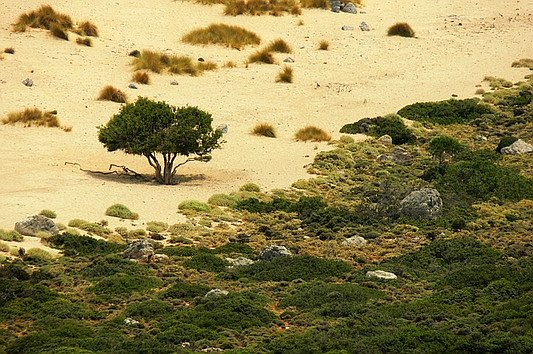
[98,97,223,185]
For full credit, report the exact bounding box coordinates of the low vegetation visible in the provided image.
[511,58,533,69]
[0,229,23,242]
[105,204,139,220]
[75,37,92,46]
[248,48,275,64]
[97,85,128,103]
[294,126,331,142]
[131,71,150,84]
[224,0,301,16]
[2,108,60,128]
[252,123,277,137]
[266,39,292,53]
[131,50,217,76]
[182,23,260,49]
[318,39,329,50]
[387,22,416,37]
[340,114,416,144]
[276,65,293,83]
[39,210,57,219]
[74,21,99,37]
[484,75,514,89]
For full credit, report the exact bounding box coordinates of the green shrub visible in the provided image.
[183,253,229,272]
[82,255,150,278]
[89,274,162,298]
[214,242,255,257]
[340,114,416,144]
[397,98,494,125]
[182,23,261,49]
[178,200,211,213]
[0,241,9,252]
[48,233,125,256]
[39,209,57,218]
[496,136,519,152]
[25,248,54,262]
[105,204,138,220]
[127,229,146,238]
[231,255,351,281]
[125,299,173,320]
[160,280,210,300]
[240,183,261,192]
[207,193,238,207]
[67,220,110,237]
[428,135,465,164]
[0,229,23,242]
[146,221,168,233]
[159,246,210,257]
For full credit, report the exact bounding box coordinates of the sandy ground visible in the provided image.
[0,0,532,248]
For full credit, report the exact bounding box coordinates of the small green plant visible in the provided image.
[207,193,238,207]
[240,183,261,192]
[132,71,150,84]
[105,204,139,220]
[387,22,415,37]
[25,248,54,262]
[0,241,10,252]
[248,48,275,64]
[252,123,277,137]
[89,274,163,298]
[146,221,168,233]
[276,65,293,83]
[182,23,261,49]
[97,85,128,103]
[67,219,111,237]
[160,280,210,300]
[0,229,23,242]
[266,39,292,53]
[128,229,147,238]
[484,76,513,89]
[511,58,533,69]
[184,253,229,272]
[75,37,92,46]
[178,200,211,213]
[39,209,57,218]
[2,108,60,128]
[428,135,465,165]
[318,40,329,50]
[295,126,331,142]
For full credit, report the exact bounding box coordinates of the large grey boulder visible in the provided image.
[341,2,357,14]
[400,188,442,219]
[366,270,397,280]
[15,215,59,236]
[259,245,291,261]
[123,239,155,260]
[501,139,533,155]
[341,236,367,247]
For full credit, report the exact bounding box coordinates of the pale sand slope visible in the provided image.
[0,0,532,231]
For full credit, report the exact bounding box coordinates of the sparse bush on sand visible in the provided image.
[276,65,293,83]
[178,200,211,213]
[387,22,415,38]
[39,210,57,219]
[248,48,275,64]
[105,204,139,220]
[511,58,533,70]
[182,24,260,49]
[146,221,169,233]
[266,39,292,53]
[49,23,69,40]
[2,108,60,128]
[132,50,217,76]
[224,0,301,16]
[240,183,261,192]
[75,21,98,37]
[97,85,128,103]
[484,76,514,89]
[13,5,73,33]
[300,0,330,9]
[223,60,237,68]
[252,123,277,138]
[295,126,331,142]
[0,229,23,242]
[76,37,92,46]
[132,71,150,84]
[318,39,329,50]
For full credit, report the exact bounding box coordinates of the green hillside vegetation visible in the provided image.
[1,76,532,352]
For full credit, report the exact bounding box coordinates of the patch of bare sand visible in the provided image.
[0,0,532,232]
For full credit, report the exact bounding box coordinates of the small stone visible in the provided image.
[341,2,357,14]
[22,78,33,87]
[205,289,229,298]
[283,57,295,63]
[198,57,205,62]
[341,236,367,247]
[216,123,228,134]
[366,270,397,280]
[124,317,142,327]
[170,80,179,85]
[359,21,370,31]
[377,134,393,145]
[330,0,341,12]
[341,25,354,31]
[153,254,170,263]
[128,83,138,89]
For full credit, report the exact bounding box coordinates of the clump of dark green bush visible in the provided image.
[124,299,173,321]
[496,136,519,152]
[183,253,229,273]
[340,114,417,144]
[160,280,210,300]
[49,233,125,256]
[213,242,255,257]
[81,255,151,278]
[397,98,494,125]
[159,245,210,257]
[229,255,351,281]
[89,274,162,299]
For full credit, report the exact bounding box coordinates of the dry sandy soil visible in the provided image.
[0,0,532,243]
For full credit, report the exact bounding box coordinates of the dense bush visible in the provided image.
[160,280,210,300]
[89,274,162,299]
[48,233,125,256]
[105,204,138,220]
[159,246,210,257]
[213,242,255,257]
[340,114,416,144]
[183,253,229,272]
[81,255,151,278]
[230,255,351,281]
[397,98,494,125]
[124,299,173,321]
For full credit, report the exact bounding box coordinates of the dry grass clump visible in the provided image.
[2,108,60,128]
[475,88,486,95]
[13,5,73,33]
[276,65,293,83]
[224,0,301,16]
[511,58,533,70]
[483,76,513,89]
[294,126,331,142]
[318,40,329,50]
[76,37,92,46]
[387,22,416,37]
[252,123,277,138]
[50,23,69,40]
[132,50,217,76]
[132,71,150,84]
[97,86,128,103]
[75,21,98,37]
[4,48,15,54]
[182,23,261,49]
[266,39,292,53]
[300,0,329,9]
[248,48,275,64]
[223,60,237,68]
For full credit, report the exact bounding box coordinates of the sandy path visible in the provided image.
[0,0,532,230]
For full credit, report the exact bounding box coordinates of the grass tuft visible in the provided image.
[318,40,329,50]
[387,22,415,37]
[266,39,292,53]
[132,71,150,84]
[276,65,293,83]
[2,108,60,128]
[295,126,331,142]
[223,60,237,68]
[13,5,73,33]
[132,50,217,76]
[76,37,92,46]
[25,248,54,261]
[50,23,69,40]
[483,76,513,89]
[224,0,301,16]
[511,58,533,70]
[97,86,128,103]
[179,200,211,213]
[252,123,276,138]
[300,0,330,8]
[248,48,275,64]
[182,23,261,49]
[75,21,98,37]
[105,204,139,220]
[0,229,23,242]
[39,210,57,219]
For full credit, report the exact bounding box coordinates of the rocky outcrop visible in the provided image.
[366,270,397,280]
[205,289,229,298]
[400,188,442,219]
[259,245,291,261]
[123,239,155,261]
[15,215,59,236]
[341,236,367,247]
[500,139,533,155]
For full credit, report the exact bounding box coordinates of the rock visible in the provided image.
[501,139,533,155]
[216,123,228,134]
[366,270,397,280]
[341,2,357,14]
[22,78,33,87]
[330,0,341,12]
[359,21,370,31]
[205,289,229,298]
[400,188,443,220]
[226,257,254,267]
[123,239,155,261]
[283,57,295,63]
[341,236,367,247]
[15,215,59,236]
[170,80,179,85]
[198,57,205,62]
[124,317,142,327]
[377,146,411,164]
[128,83,138,89]
[259,245,291,261]
[377,134,393,145]
[153,254,170,263]
[341,25,354,31]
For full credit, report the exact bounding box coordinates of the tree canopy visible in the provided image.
[98,97,223,184]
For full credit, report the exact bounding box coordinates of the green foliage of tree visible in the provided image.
[428,135,465,165]
[98,97,223,184]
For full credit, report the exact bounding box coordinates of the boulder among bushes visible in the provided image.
[15,215,59,236]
